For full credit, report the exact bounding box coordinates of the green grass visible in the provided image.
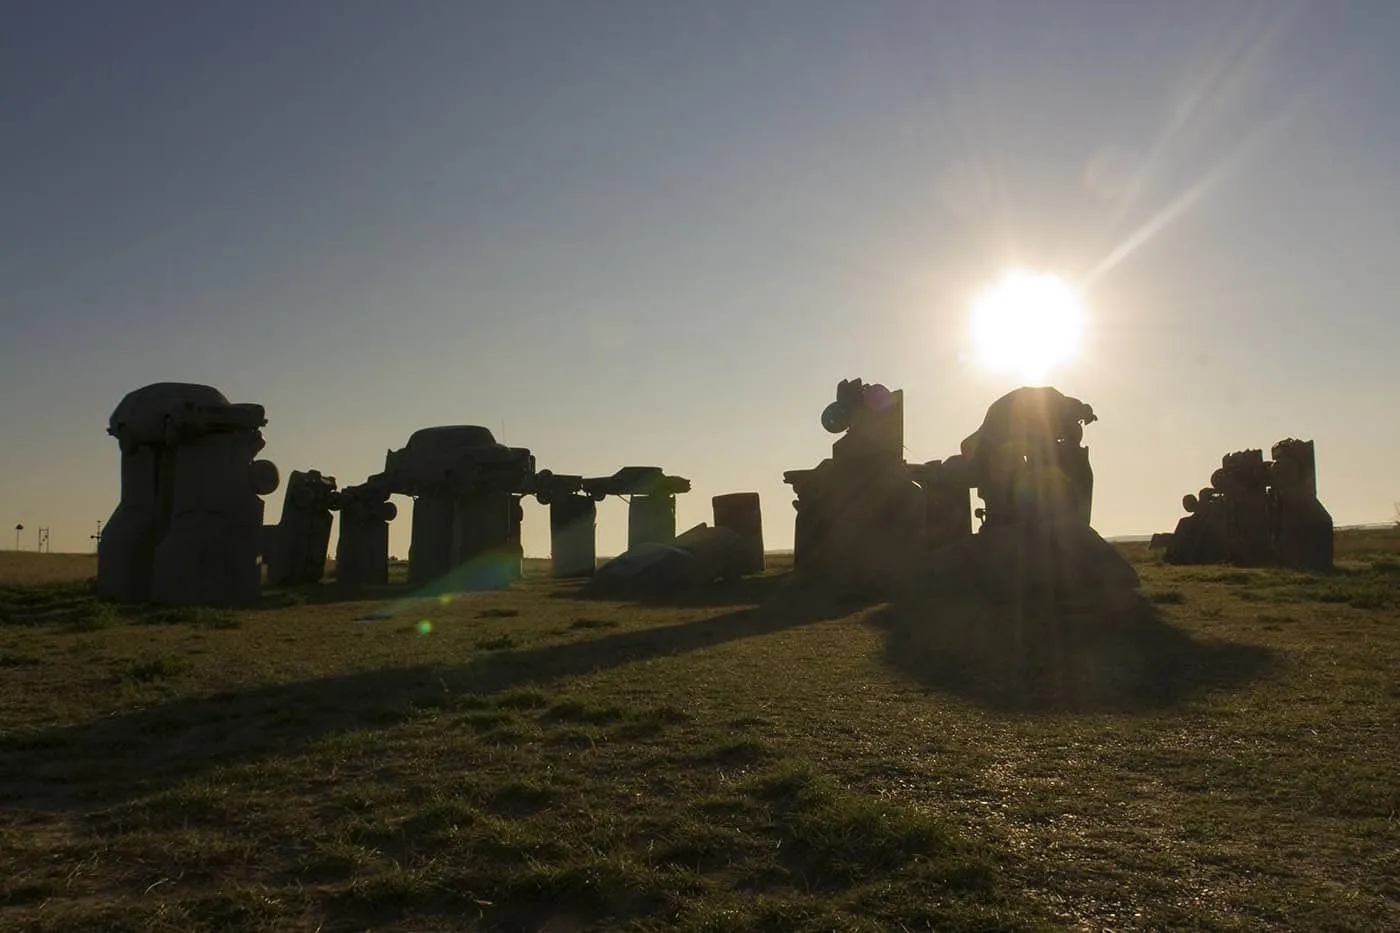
[1,534,1399,931]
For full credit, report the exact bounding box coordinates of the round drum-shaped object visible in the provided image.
[249,460,280,496]
[821,400,852,434]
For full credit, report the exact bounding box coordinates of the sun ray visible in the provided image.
[1080,87,1310,291]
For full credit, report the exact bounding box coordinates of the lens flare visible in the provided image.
[416,620,433,635]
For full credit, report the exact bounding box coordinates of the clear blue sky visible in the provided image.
[4,0,1398,559]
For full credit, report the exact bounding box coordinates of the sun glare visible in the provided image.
[970,270,1086,382]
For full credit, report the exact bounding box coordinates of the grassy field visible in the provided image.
[1,531,1397,932]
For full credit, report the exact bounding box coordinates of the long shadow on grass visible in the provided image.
[870,592,1275,713]
[550,568,809,609]
[0,585,858,813]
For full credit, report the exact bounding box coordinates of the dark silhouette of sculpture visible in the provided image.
[1216,450,1272,566]
[382,426,535,590]
[958,386,1097,529]
[712,492,764,576]
[531,472,603,578]
[907,458,974,552]
[1163,439,1332,571]
[784,380,1132,600]
[316,446,692,589]
[588,522,744,597]
[784,379,933,593]
[99,382,280,607]
[527,467,693,579]
[1269,439,1333,572]
[334,475,397,587]
[927,386,1131,601]
[265,469,338,586]
[1165,487,1229,565]
[548,493,599,577]
[615,467,691,549]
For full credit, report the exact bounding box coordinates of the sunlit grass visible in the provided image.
[2,532,1398,930]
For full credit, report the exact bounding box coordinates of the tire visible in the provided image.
[249,460,280,496]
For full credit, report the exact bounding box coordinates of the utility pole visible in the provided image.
[91,520,103,554]
[37,528,50,553]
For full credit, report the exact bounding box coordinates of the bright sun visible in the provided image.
[971,270,1086,383]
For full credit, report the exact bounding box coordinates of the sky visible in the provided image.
[3,0,1399,561]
